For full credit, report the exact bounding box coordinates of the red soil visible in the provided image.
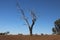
[0,35,60,40]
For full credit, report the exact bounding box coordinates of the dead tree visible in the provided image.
[17,1,37,36]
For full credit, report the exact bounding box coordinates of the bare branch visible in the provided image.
[17,1,30,27]
[30,11,37,28]
[30,10,37,20]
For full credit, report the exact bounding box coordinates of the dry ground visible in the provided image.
[0,35,60,40]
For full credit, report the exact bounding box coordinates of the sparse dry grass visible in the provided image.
[0,35,60,40]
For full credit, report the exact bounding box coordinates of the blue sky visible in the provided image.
[0,0,60,35]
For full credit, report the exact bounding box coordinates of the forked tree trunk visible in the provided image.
[17,1,37,36]
[29,27,33,36]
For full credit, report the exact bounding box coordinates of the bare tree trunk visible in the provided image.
[29,27,33,36]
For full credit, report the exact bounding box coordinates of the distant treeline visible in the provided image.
[0,32,9,35]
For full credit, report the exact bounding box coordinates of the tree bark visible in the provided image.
[29,27,33,36]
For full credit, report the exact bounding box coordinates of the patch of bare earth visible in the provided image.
[0,35,60,40]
